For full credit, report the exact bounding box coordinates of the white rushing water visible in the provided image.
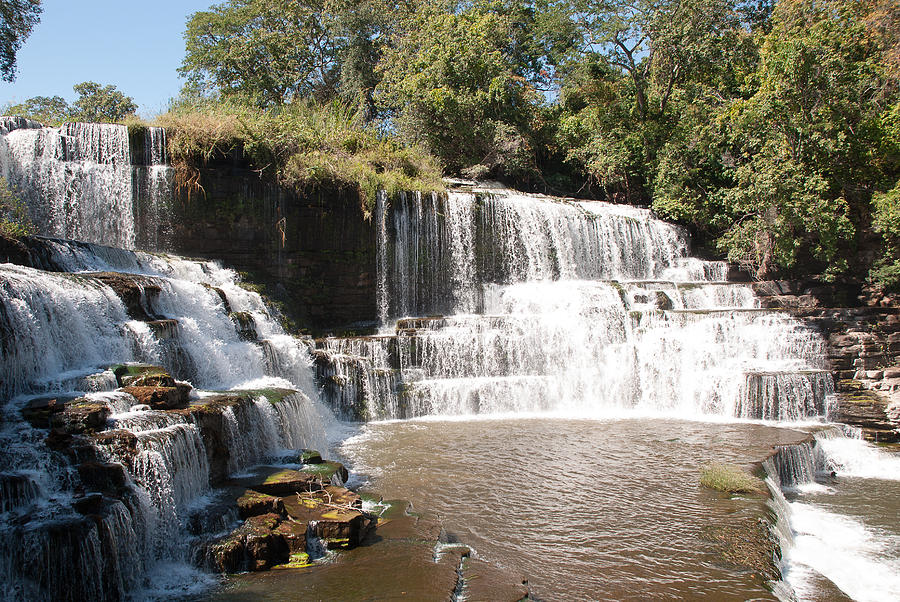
[0,240,332,600]
[763,430,900,602]
[329,189,833,423]
[0,121,175,251]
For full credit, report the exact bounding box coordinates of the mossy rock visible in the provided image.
[237,489,286,519]
[274,551,312,569]
[233,469,322,497]
[299,461,349,485]
[298,449,323,464]
[110,363,168,387]
[231,388,298,405]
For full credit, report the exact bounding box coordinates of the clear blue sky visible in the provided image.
[1,0,214,118]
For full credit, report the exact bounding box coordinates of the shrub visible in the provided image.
[155,98,443,214]
[0,177,33,237]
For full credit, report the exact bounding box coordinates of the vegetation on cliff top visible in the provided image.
[156,98,443,214]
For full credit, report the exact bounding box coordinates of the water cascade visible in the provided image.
[0,239,329,599]
[0,120,174,251]
[763,429,900,601]
[316,189,833,422]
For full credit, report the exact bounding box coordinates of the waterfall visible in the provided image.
[0,240,331,599]
[133,127,174,252]
[0,122,176,251]
[324,189,833,421]
[762,429,900,601]
[0,123,135,248]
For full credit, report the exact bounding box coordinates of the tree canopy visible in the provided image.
[4,82,137,124]
[0,0,41,82]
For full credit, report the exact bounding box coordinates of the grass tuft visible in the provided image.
[700,463,765,494]
[154,98,444,214]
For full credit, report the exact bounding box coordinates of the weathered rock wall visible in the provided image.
[751,279,900,441]
[165,157,378,335]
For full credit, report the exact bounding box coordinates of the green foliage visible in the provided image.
[71,81,137,122]
[713,0,897,279]
[156,98,443,214]
[700,463,765,494]
[0,176,33,237]
[0,0,41,82]
[376,2,544,179]
[3,95,68,125]
[179,0,396,110]
[556,0,759,202]
[4,81,138,124]
[180,0,338,107]
[871,182,900,289]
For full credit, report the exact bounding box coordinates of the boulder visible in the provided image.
[111,364,169,387]
[241,469,323,497]
[88,272,162,321]
[20,394,81,428]
[121,384,191,410]
[282,486,375,549]
[654,291,674,311]
[207,513,291,573]
[299,461,349,485]
[77,462,129,493]
[49,399,111,434]
[237,490,286,519]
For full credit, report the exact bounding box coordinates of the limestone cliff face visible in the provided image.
[165,155,378,334]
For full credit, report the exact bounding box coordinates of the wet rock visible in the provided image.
[183,393,250,485]
[77,462,129,493]
[20,394,82,428]
[832,391,899,442]
[0,472,40,513]
[147,319,178,341]
[238,469,323,497]
[282,486,375,548]
[237,490,286,519]
[230,311,257,341]
[654,291,674,310]
[298,449,323,464]
[207,513,291,572]
[49,399,111,434]
[299,461,349,485]
[121,384,191,410]
[72,493,107,516]
[91,430,139,463]
[88,272,162,321]
[111,363,169,387]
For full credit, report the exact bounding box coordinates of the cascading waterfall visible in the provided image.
[332,189,831,421]
[132,127,174,252]
[0,239,331,599]
[0,121,176,251]
[0,123,135,248]
[762,429,900,601]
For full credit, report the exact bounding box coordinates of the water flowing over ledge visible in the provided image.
[0,240,333,600]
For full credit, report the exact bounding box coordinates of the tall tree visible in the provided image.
[71,82,137,122]
[0,0,41,82]
[718,0,899,279]
[555,0,759,202]
[4,94,69,124]
[181,0,343,106]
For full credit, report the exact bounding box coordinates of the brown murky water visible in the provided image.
[337,416,811,601]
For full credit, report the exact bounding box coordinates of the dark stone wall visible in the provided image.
[167,161,378,335]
